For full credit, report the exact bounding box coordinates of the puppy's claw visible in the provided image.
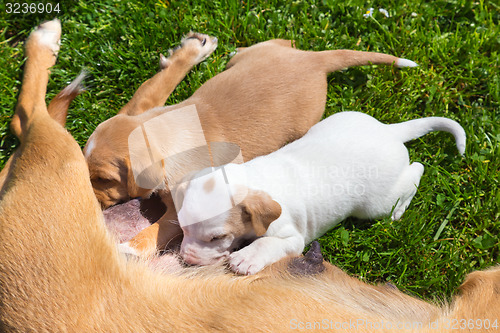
[171,32,218,65]
[229,247,266,275]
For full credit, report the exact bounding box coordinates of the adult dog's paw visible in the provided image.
[31,18,61,55]
[229,246,267,275]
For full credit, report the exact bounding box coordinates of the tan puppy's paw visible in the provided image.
[31,19,62,56]
[168,32,218,66]
[229,246,267,275]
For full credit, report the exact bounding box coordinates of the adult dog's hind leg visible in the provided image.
[2,20,82,193]
[118,32,218,116]
[11,19,61,140]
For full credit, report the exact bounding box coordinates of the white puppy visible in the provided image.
[177,112,466,275]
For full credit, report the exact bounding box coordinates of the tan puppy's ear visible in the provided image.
[126,157,142,198]
[242,190,281,236]
[125,157,161,199]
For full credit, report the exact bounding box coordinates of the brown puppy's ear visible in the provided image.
[125,157,161,199]
[47,72,86,127]
[126,158,142,198]
[241,190,281,237]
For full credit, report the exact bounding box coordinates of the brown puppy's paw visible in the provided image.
[168,32,218,66]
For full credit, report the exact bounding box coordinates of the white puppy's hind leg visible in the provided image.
[391,162,425,221]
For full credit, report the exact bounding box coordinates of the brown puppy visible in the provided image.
[85,33,417,257]
[1,20,499,332]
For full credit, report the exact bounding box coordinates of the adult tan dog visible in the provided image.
[85,29,418,257]
[0,19,499,333]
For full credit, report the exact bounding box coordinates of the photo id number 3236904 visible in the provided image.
[6,2,60,14]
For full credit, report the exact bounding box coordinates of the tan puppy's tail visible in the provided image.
[313,49,417,73]
[47,72,86,127]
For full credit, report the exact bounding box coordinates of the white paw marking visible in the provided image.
[34,19,61,54]
[118,242,139,256]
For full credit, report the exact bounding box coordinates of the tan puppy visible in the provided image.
[85,33,418,257]
[0,19,499,332]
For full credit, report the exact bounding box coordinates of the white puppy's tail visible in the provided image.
[388,117,466,155]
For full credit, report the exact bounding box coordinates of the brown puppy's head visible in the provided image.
[84,115,155,208]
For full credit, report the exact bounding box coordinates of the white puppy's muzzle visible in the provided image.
[181,243,229,266]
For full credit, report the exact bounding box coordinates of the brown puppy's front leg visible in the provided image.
[118,32,218,116]
[122,193,182,257]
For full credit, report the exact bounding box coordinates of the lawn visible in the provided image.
[0,0,498,301]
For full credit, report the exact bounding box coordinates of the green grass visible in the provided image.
[0,0,498,301]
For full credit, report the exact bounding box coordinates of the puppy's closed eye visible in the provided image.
[210,234,227,242]
[93,177,117,188]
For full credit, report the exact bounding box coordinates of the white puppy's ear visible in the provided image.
[241,190,281,236]
[170,169,203,214]
[171,177,191,213]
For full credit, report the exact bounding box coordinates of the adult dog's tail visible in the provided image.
[388,117,466,155]
[313,49,418,73]
[47,72,86,127]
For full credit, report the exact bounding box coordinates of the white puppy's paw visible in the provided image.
[32,19,61,55]
[175,32,218,65]
[229,246,268,275]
